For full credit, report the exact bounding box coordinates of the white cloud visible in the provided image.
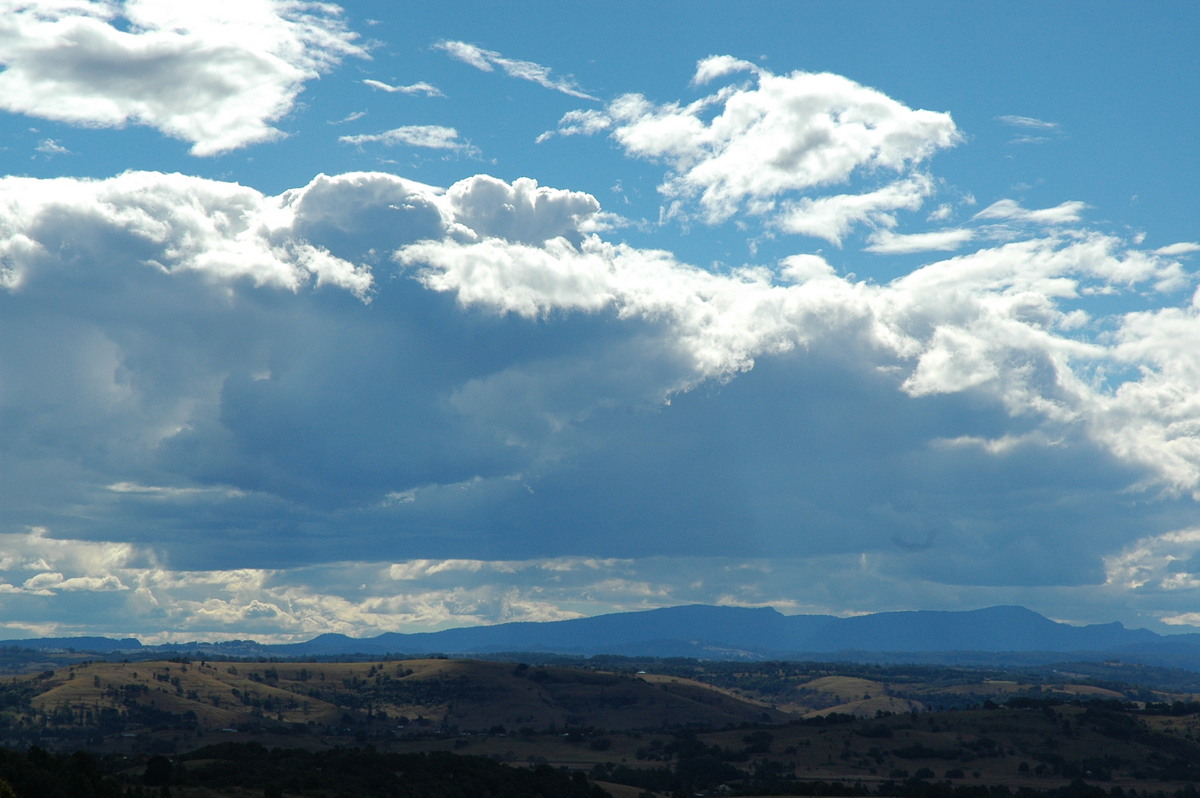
[401,237,619,320]
[997,115,1059,129]
[538,108,610,141]
[1,173,1193,514]
[974,199,1088,225]
[926,203,955,222]
[0,0,363,155]
[107,481,245,499]
[328,110,366,125]
[934,431,1058,456]
[996,116,1064,145]
[0,528,135,600]
[776,175,934,245]
[281,170,449,258]
[400,201,1200,501]
[34,137,70,156]
[691,54,760,85]
[389,559,489,581]
[0,536,648,640]
[57,574,128,591]
[779,253,837,283]
[866,227,976,254]
[1105,528,1200,592]
[1154,242,1200,256]
[22,571,66,594]
[0,170,373,295]
[435,40,596,100]
[442,174,602,245]
[339,125,475,152]
[0,505,1188,641]
[4,161,1200,636]
[552,59,959,240]
[362,78,444,97]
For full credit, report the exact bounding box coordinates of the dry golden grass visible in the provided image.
[799,675,886,699]
[805,694,922,718]
[787,675,923,717]
[13,659,1200,798]
[28,660,346,727]
[15,658,791,736]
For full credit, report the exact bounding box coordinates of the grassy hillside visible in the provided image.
[1,658,790,747]
[3,658,1200,796]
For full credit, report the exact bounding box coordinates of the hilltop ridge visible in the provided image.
[2,604,1197,669]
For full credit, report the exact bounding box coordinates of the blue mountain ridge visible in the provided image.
[3,605,1194,663]
[270,605,1164,657]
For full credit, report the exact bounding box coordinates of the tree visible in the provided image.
[144,755,173,787]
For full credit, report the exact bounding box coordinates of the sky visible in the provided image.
[1,1,1199,643]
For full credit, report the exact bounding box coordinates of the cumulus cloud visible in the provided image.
[0,528,649,640]
[0,0,363,155]
[5,171,1199,552]
[442,174,603,245]
[0,527,134,606]
[435,40,596,100]
[4,73,1200,640]
[1105,528,1200,615]
[690,54,760,84]
[551,57,960,235]
[0,170,373,295]
[0,529,718,638]
[399,202,1200,504]
[0,18,1196,639]
[0,169,628,561]
[5,525,1187,641]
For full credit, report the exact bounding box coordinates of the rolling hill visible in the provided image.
[6,657,1200,798]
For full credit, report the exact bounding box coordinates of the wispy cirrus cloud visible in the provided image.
[974,199,1088,225]
[435,40,596,100]
[997,114,1064,144]
[362,78,444,97]
[865,227,976,254]
[339,124,477,154]
[997,115,1059,130]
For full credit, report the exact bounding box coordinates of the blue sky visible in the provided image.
[1,0,1199,642]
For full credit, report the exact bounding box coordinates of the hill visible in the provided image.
[4,658,1200,797]
[0,658,789,749]
[178,605,1200,668]
[6,604,1200,670]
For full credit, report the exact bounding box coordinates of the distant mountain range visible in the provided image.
[9,605,1200,669]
